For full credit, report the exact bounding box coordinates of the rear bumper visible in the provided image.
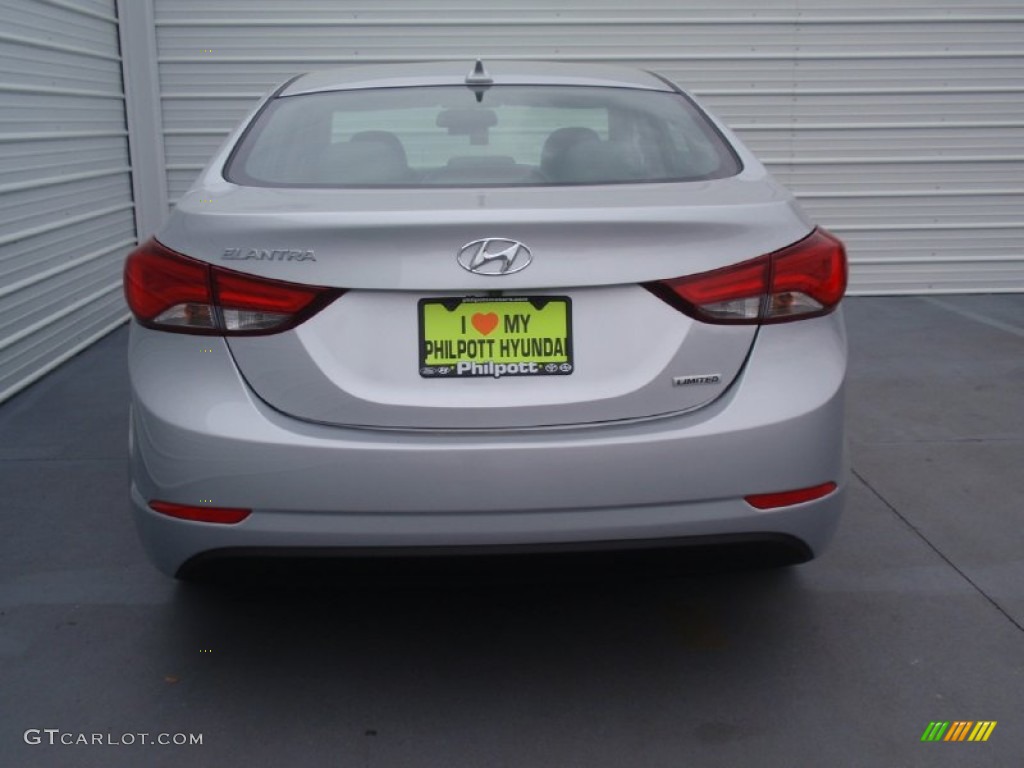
[128,312,847,576]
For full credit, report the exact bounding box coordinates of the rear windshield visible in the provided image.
[225,85,741,187]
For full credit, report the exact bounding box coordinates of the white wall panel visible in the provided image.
[0,0,133,403]
[148,0,1024,294]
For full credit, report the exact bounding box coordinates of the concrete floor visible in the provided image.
[1,296,1022,767]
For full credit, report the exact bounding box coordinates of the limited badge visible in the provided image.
[672,374,722,386]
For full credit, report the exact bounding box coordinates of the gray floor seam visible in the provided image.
[0,457,125,462]
[851,467,1024,635]
[852,437,1024,447]
[920,296,1024,338]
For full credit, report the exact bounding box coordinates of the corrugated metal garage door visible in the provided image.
[151,0,1024,295]
[0,0,134,403]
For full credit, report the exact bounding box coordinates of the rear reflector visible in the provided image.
[149,500,251,524]
[124,238,343,335]
[745,482,838,510]
[643,228,847,324]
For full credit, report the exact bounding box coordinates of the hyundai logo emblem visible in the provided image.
[457,238,532,276]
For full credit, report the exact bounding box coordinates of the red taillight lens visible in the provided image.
[148,500,251,524]
[645,255,769,323]
[124,239,217,330]
[644,228,847,324]
[745,482,838,510]
[123,238,342,335]
[766,228,847,321]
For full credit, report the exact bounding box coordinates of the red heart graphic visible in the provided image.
[471,312,499,335]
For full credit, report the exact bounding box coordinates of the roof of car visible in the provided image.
[281,60,676,96]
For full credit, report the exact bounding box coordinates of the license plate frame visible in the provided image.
[418,296,574,379]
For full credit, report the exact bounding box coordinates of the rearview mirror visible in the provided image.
[436,108,497,145]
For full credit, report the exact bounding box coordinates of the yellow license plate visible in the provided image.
[418,296,573,378]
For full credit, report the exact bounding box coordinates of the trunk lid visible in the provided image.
[159,179,810,429]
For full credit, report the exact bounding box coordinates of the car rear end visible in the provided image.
[124,61,847,577]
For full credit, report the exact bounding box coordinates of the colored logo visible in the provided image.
[921,721,997,742]
[471,312,500,335]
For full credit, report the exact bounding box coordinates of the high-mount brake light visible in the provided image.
[123,239,343,335]
[643,228,847,324]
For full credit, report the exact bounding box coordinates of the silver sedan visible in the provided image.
[123,60,848,578]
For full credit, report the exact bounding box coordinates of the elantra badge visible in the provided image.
[223,248,316,262]
[458,238,532,276]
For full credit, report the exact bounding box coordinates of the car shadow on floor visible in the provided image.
[153,553,806,707]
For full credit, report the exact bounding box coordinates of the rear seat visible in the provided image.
[315,138,412,184]
[552,140,646,183]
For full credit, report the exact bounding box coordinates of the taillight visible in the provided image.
[123,238,343,335]
[643,228,847,324]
